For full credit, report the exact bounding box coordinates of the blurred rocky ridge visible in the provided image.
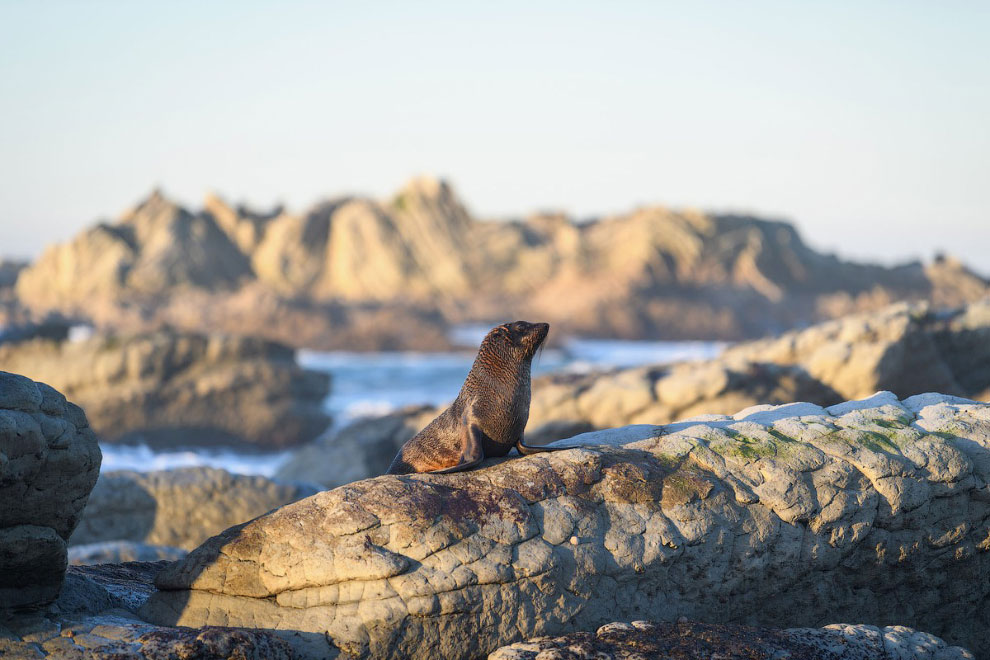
[10,177,989,349]
[279,299,990,488]
[0,329,331,449]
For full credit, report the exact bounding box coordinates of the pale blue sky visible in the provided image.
[1,1,988,272]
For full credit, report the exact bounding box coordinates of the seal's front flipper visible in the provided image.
[515,439,566,456]
[430,420,485,474]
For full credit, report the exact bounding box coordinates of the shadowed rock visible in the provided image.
[143,392,990,659]
[0,371,101,609]
[0,561,294,659]
[69,467,321,550]
[490,620,974,660]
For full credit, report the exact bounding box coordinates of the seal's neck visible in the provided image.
[465,346,530,398]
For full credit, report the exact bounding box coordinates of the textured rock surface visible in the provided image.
[490,620,974,660]
[14,180,988,349]
[0,371,101,609]
[144,392,990,659]
[0,330,331,448]
[70,467,320,550]
[0,562,294,659]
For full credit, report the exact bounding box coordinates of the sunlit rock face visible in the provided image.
[12,180,989,349]
[144,392,990,659]
[0,371,101,609]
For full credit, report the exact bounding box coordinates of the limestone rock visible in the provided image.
[276,405,440,488]
[489,620,974,660]
[0,371,101,609]
[143,392,990,659]
[0,329,331,448]
[69,467,320,550]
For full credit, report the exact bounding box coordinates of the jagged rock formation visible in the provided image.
[143,392,990,659]
[0,330,331,448]
[0,371,101,609]
[69,467,320,550]
[0,562,294,659]
[490,620,974,660]
[12,179,988,348]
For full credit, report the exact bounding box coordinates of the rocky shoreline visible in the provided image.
[2,370,985,658]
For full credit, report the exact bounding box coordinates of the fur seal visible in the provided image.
[387,320,560,474]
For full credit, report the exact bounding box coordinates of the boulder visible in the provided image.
[0,330,331,448]
[143,392,990,659]
[69,467,320,550]
[276,405,439,488]
[0,371,101,609]
[723,299,990,401]
[490,620,974,660]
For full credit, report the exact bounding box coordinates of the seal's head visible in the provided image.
[481,320,550,362]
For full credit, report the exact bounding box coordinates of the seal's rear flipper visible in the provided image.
[515,440,567,456]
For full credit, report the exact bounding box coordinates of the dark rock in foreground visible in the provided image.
[0,562,293,659]
[0,371,101,609]
[69,541,188,566]
[490,620,973,660]
[143,392,990,659]
[70,467,320,550]
[0,330,331,449]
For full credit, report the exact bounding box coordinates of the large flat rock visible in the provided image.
[141,392,990,659]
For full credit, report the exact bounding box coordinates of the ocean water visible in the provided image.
[99,335,724,477]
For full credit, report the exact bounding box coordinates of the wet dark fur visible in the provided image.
[387,320,558,474]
